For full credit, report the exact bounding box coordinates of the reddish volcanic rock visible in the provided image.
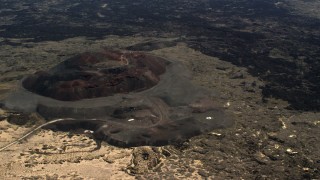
[22,50,168,101]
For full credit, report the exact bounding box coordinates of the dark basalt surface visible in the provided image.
[0,0,319,179]
[1,0,319,110]
[2,49,233,147]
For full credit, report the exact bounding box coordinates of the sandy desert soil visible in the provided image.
[0,36,319,179]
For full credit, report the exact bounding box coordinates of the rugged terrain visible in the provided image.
[0,0,319,179]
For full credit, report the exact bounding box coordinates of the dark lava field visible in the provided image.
[0,0,319,179]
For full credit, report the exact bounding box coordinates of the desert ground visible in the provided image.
[0,0,319,179]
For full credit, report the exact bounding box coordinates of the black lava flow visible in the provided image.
[1,0,319,110]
